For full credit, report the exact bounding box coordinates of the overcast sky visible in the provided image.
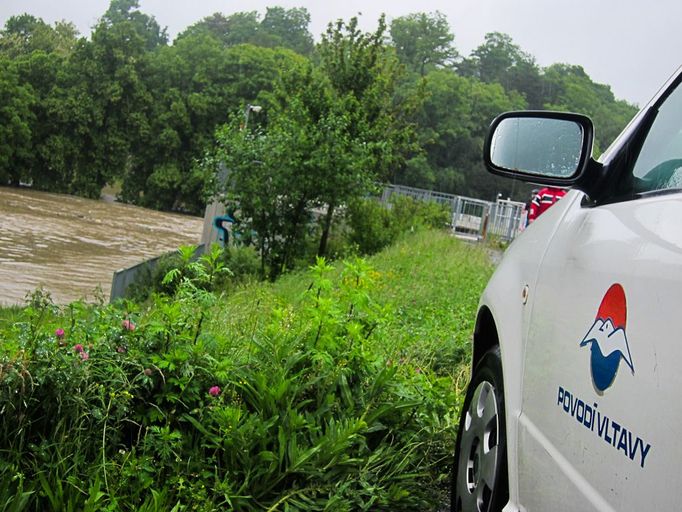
[2,0,680,107]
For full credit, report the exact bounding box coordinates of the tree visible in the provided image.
[221,11,262,46]
[27,0,164,199]
[394,69,526,199]
[212,112,317,277]
[389,11,457,76]
[177,11,261,47]
[12,50,64,190]
[0,2,638,215]
[120,37,307,213]
[0,14,80,190]
[261,7,314,55]
[207,59,322,276]
[461,32,544,108]
[0,58,35,185]
[315,16,418,256]
[0,15,79,57]
[211,64,387,277]
[542,64,637,154]
[1,14,50,56]
[178,8,314,56]
[207,17,418,276]
[175,13,230,43]
[100,0,167,49]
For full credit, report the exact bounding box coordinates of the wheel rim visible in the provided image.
[456,380,500,512]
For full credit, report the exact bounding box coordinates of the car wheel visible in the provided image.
[452,346,508,512]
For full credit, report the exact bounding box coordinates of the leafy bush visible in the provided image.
[0,236,485,510]
[390,195,451,232]
[220,245,261,283]
[345,196,451,255]
[343,199,396,255]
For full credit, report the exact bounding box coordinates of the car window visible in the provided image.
[632,82,682,193]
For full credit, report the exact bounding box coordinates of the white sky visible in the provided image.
[1,0,680,107]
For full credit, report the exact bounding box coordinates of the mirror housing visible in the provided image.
[484,111,595,187]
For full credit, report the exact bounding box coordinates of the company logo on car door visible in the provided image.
[554,285,651,468]
[579,284,634,392]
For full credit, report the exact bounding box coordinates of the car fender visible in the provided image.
[472,189,582,510]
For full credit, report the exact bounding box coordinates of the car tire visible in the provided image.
[451,346,508,512]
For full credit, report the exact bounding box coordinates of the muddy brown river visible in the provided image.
[0,187,203,305]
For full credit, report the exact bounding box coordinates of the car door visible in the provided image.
[517,77,682,510]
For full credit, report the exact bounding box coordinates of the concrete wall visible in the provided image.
[109,244,205,302]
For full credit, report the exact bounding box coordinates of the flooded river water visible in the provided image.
[0,187,203,305]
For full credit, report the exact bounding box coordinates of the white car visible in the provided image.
[452,67,682,512]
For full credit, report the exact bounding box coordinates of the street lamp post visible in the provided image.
[243,104,262,130]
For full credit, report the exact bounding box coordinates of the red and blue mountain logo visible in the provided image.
[579,284,634,392]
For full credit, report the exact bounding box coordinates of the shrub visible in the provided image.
[390,195,451,232]
[345,196,451,255]
[219,245,261,285]
[0,252,459,510]
[344,199,397,255]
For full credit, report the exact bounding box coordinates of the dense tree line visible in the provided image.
[0,2,637,213]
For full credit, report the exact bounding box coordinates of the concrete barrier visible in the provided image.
[109,244,205,302]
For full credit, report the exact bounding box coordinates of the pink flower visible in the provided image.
[55,328,65,339]
[117,346,126,353]
[73,344,84,353]
[79,351,89,361]
[208,386,221,397]
[122,319,135,331]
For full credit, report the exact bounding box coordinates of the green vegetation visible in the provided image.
[344,196,451,257]
[124,245,261,303]
[1,2,637,214]
[123,196,451,289]
[0,230,492,511]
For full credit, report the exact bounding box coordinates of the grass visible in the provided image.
[213,230,491,371]
[0,229,493,511]
[209,230,492,361]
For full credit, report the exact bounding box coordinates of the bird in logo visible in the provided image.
[580,284,634,392]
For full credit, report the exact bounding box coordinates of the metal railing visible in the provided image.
[487,199,526,241]
[451,197,490,239]
[382,184,526,242]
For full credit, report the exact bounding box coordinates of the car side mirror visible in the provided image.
[484,111,595,187]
